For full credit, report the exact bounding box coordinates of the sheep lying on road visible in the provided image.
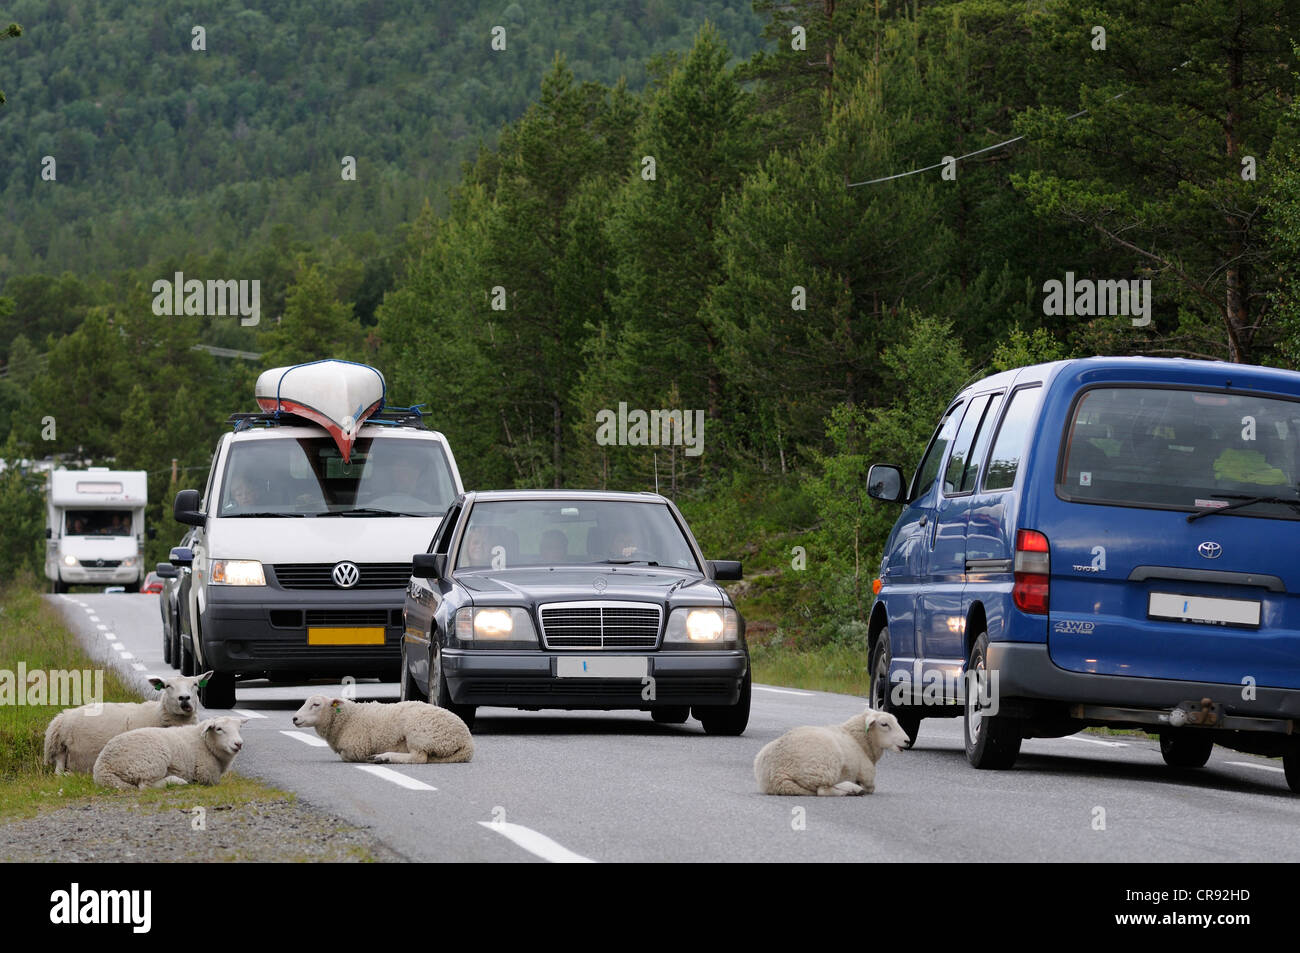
[753,708,910,796]
[92,716,247,790]
[292,695,474,764]
[43,672,212,774]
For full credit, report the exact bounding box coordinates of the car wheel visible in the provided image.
[400,641,426,702]
[868,626,920,749]
[694,666,751,736]
[651,706,690,724]
[430,642,476,729]
[1283,744,1300,794]
[963,632,1021,769]
[180,633,196,677]
[53,578,67,594]
[162,621,172,665]
[169,613,181,670]
[1159,731,1214,769]
[199,671,236,710]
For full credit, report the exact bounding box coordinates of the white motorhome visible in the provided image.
[46,468,148,592]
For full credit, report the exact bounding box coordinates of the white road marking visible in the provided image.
[479,821,595,863]
[83,608,94,614]
[103,632,115,641]
[111,643,125,650]
[88,615,99,622]
[754,685,815,697]
[119,652,134,660]
[233,709,267,720]
[356,765,437,791]
[132,663,147,672]
[96,625,108,631]
[1065,735,1128,747]
[1225,761,1285,774]
[280,730,330,747]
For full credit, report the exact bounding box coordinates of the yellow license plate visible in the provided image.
[307,627,386,646]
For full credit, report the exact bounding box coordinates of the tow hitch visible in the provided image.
[1168,697,1221,728]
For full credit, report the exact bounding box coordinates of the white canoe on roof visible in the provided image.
[254,360,386,463]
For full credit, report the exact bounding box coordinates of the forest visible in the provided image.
[3,0,1299,658]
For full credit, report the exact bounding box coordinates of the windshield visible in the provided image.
[1058,387,1300,519]
[218,436,456,517]
[454,500,700,571]
[64,510,133,536]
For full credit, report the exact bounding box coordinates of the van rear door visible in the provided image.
[1043,385,1300,690]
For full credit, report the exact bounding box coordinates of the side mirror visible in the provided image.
[174,489,205,527]
[156,563,179,579]
[412,553,446,580]
[169,546,194,567]
[45,527,52,539]
[710,560,743,581]
[867,464,905,504]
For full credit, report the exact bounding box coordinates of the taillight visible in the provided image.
[1013,529,1050,614]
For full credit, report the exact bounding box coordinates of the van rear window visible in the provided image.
[1059,387,1300,519]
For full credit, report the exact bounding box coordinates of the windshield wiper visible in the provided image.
[323,508,437,517]
[592,558,661,566]
[224,511,307,518]
[1187,492,1300,522]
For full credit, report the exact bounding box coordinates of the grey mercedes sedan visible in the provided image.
[400,489,750,734]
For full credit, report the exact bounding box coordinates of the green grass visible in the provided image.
[751,642,871,698]
[0,575,296,820]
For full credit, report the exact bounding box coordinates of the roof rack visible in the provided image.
[226,407,429,432]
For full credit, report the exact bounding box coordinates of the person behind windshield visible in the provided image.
[461,527,494,568]
[609,528,643,559]
[227,475,260,511]
[538,529,568,564]
[365,455,426,511]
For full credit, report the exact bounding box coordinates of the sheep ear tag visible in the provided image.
[331,699,343,710]
[197,676,210,687]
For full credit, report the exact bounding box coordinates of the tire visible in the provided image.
[399,641,427,702]
[199,671,236,710]
[694,666,751,736]
[1284,744,1300,794]
[168,611,181,670]
[963,632,1021,769]
[651,706,690,724]
[54,577,67,594]
[429,642,476,729]
[868,626,920,749]
[1159,731,1214,768]
[180,634,196,677]
[162,618,173,665]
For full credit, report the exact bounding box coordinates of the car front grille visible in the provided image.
[538,602,661,649]
[303,609,401,627]
[248,641,399,661]
[82,560,122,568]
[271,563,412,590]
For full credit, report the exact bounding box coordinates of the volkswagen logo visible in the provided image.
[1197,541,1223,560]
[332,561,360,588]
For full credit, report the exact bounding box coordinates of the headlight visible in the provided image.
[210,559,266,586]
[122,557,136,568]
[63,555,78,566]
[454,607,537,643]
[664,607,738,645]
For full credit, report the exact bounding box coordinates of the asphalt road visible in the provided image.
[47,593,1300,862]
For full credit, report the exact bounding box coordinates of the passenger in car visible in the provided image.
[539,529,569,564]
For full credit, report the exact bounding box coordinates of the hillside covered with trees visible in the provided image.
[3,0,1299,652]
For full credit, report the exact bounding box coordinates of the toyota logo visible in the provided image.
[1197,541,1223,560]
[332,562,360,588]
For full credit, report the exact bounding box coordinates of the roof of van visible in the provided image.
[225,422,450,444]
[961,356,1300,397]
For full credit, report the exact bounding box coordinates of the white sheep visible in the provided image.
[43,672,213,775]
[753,708,910,796]
[92,716,248,790]
[292,695,474,764]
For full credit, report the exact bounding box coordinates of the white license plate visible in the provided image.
[555,656,649,679]
[1148,592,1261,628]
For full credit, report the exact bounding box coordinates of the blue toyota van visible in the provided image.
[866,357,1300,790]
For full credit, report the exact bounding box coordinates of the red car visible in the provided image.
[141,572,165,594]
